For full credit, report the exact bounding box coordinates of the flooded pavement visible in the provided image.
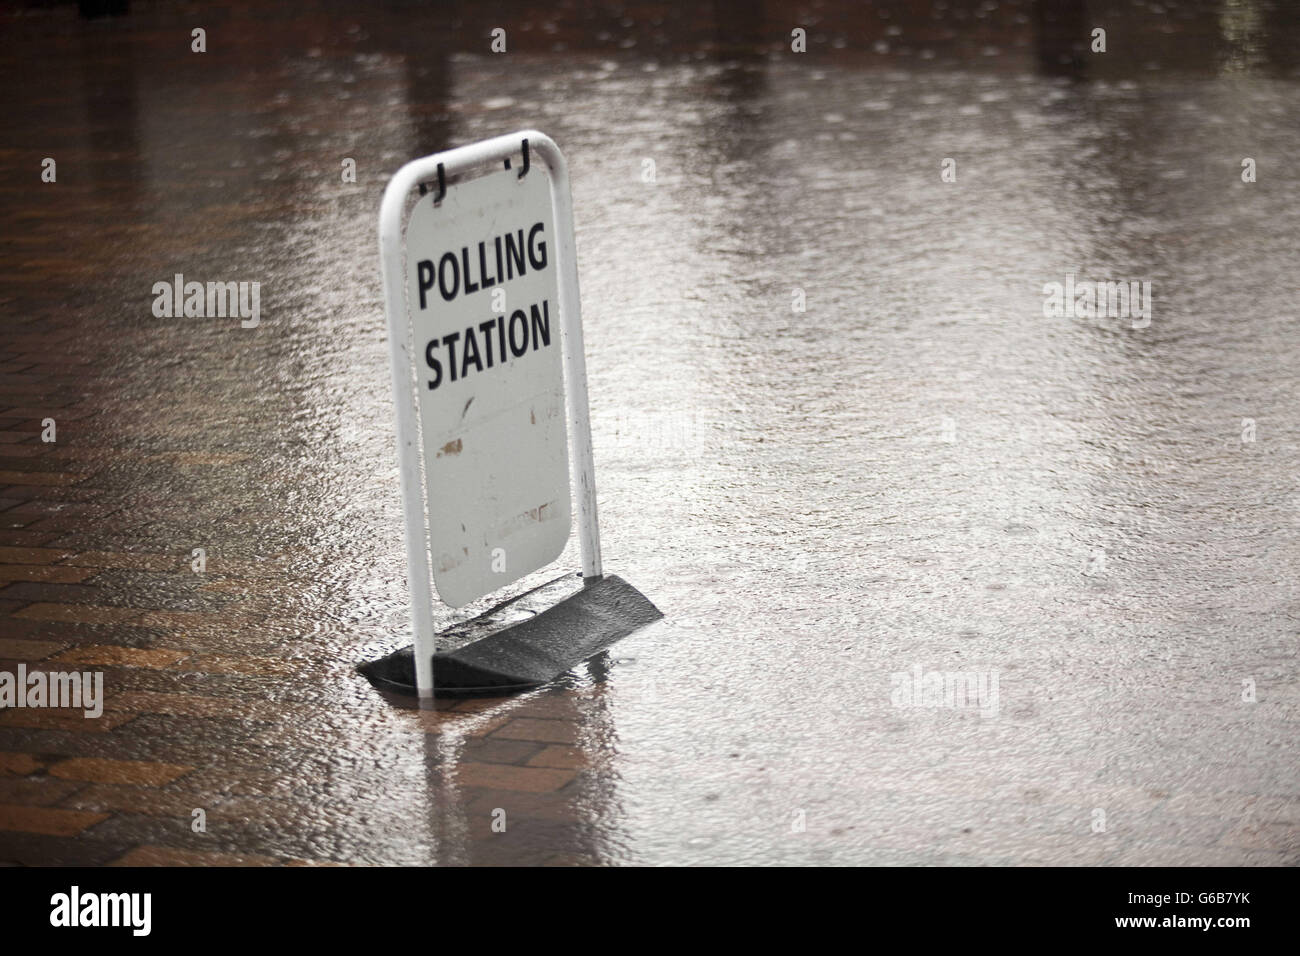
[1,0,1298,865]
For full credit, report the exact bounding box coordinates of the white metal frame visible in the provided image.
[378,130,603,697]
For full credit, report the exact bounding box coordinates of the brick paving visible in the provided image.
[0,492,613,866]
[0,317,616,864]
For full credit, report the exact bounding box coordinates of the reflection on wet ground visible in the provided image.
[0,1,1297,864]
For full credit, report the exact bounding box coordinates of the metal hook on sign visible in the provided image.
[419,164,447,202]
[518,138,530,178]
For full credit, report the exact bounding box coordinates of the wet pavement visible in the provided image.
[1,0,1298,865]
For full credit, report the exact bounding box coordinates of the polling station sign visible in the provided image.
[404,166,571,608]
[377,132,616,697]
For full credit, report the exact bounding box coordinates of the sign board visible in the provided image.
[379,131,605,695]
[404,168,571,607]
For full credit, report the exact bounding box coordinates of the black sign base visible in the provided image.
[358,573,662,696]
